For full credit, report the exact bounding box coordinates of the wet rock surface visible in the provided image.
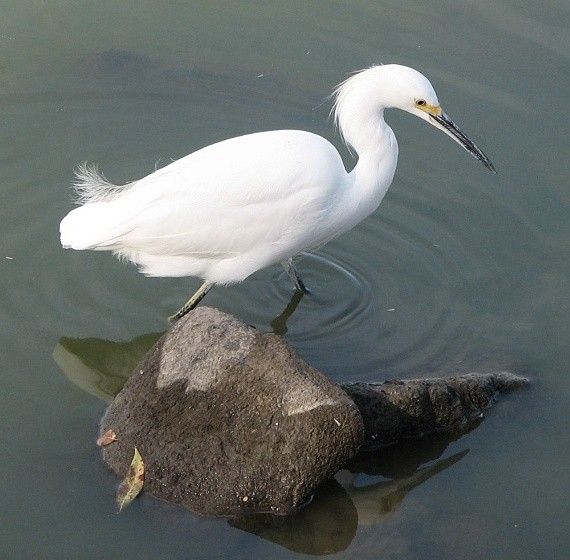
[100,307,364,516]
[341,372,528,447]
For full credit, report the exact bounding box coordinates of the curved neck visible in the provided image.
[334,74,399,194]
[352,117,398,197]
[330,69,401,228]
[342,109,399,219]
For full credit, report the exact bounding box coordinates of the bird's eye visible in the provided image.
[416,99,427,107]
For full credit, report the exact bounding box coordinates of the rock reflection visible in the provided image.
[337,449,468,527]
[230,448,468,554]
[229,479,358,555]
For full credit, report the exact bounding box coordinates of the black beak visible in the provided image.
[433,112,496,173]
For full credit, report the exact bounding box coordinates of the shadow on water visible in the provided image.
[54,291,473,555]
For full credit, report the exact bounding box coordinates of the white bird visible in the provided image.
[60,64,495,320]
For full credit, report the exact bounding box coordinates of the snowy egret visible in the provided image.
[60,64,495,319]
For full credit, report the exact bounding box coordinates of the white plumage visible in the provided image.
[60,64,494,318]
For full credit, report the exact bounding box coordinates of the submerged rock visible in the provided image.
[100,307,364,516]
[341,372,528,447]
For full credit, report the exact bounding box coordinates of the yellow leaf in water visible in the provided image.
[97,429,118,446]
[116,447,145,512]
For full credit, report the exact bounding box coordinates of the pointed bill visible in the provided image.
[432,112,496,173]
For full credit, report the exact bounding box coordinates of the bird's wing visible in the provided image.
[113,130,346,258]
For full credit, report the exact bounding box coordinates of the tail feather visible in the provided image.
[60,202,133,251]
[72,162,134,204]
[61,163,139,250]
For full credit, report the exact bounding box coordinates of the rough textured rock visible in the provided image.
[100,307,364,517]
[341,372,528,447]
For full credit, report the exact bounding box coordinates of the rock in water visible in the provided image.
[100,307,364,516]
[341,372,528,447]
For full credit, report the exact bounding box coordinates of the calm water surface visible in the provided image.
[1,1,568,558]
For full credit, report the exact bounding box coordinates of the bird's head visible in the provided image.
[377,64,496,172]
[334,64,496,172]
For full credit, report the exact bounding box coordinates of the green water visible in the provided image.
[1,1,568,558]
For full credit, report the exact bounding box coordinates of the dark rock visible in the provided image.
[100,307,364,517]
[341,372,528,447]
